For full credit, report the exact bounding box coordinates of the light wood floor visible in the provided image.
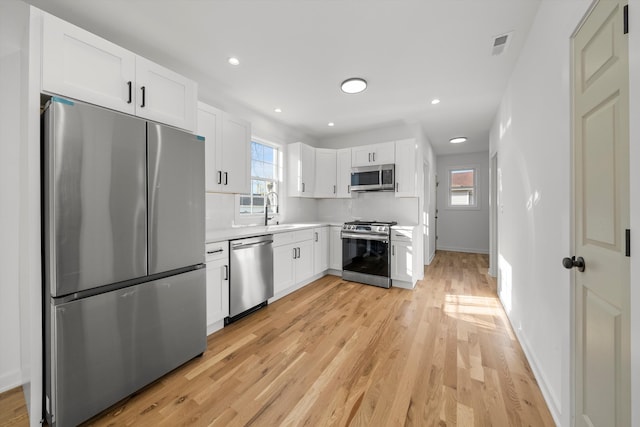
[0,251,554,426]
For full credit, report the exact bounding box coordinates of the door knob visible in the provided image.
[562,256,585,272]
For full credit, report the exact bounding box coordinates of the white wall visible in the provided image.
[435,152,490,254]
[628,0,640,423]
[489,1,590,425]
[0,41,24,393]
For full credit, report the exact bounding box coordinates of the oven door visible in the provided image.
[341,232,391,287]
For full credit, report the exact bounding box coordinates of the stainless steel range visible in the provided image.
[341,220,397,288]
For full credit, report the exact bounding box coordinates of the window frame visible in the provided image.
[446,165,480,210]
[234,136,283,225]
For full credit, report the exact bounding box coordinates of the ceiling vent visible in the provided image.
[491,31,513,56]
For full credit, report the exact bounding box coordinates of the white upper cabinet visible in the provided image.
[351,141,395,167]
[221,112,251,194]
[314,149,337,198]
[197,102,250,194]
[135,56,197,131]
[288,142,315,197]
[197,103,223,192]
[41,12,197,132]
[42,13,136,115]
[394,138,418,197]
[336,148,352,198]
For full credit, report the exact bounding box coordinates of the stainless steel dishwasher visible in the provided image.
[226,234,274,324]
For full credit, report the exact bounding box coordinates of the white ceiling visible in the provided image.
[24,0,541,155]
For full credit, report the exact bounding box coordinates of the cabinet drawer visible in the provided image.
[205,241,228,261]
[273,232,295,247]
[391,228,413,242]
[293,229,314,242]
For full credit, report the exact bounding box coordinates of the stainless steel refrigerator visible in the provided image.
[42,97,206,426]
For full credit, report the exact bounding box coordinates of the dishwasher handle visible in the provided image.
[231,239,273,250]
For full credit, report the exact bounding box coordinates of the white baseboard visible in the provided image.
[392,279,415,290]
[497,298,562,426]
[436,245,490,254]
[0,369,22,394]
[206,319,225,336]
[428,251,435,265]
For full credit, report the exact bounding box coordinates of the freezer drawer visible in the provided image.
[43,99,147,297]
[148,123,205,274]
[44,269,206,427]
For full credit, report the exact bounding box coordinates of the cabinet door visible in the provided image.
[395,139,417,197]
[336,149,352,198]
[351,145,373,167]
[206,258,229,328]
[274,243,296,294]
[288,142,315,197]
[372,142,395,165]
[329,227,343,270]
[42,13,136,115]
[314,149,337,198]
[221,112,251,194]
[197,103,223,192]
[295,239,315,283]
[391,241,413,282]
[301,144,316,197]
[135,56,197,132]
[313,227,329,274]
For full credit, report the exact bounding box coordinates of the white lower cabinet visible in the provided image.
[391,240,413,283]
[313,227,329,274]
[205,241,229,334]
[390,227,419,288]
[273,230,314,296]
[329,226,343,270]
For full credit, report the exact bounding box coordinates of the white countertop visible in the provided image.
[206,222,343,243]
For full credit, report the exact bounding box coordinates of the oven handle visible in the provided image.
[341,232,389,242]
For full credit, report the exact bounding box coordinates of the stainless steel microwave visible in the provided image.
[350,164,395,192]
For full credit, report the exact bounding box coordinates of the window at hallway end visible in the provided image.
[448,167,477,208]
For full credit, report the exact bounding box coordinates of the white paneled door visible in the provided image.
[572,1,630,425]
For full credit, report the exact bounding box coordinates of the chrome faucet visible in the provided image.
[265,191,279,226]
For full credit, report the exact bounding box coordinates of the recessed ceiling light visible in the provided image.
[328,122,335,127]
[449,137,467,144]
[274,108,282,113]
[228,57,240,66]
[431,98,441,105]
[341,78,367,94]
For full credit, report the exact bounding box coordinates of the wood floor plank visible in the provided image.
[1,251,556,427]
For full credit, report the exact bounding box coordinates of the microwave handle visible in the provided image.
[379,169,383,186]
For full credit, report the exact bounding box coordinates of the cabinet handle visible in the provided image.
[217,171,222,185]
[315,232,318,242]
[333,185,336,194]
[396,182,399,192]
[207,248,223,254]
[372,152,376,162]
[302,182,305,193]
[140,86,146,108]
[223,265,229,280]
[293,247,297,259]
[368,153,371,162]
[127,81,132,104]
[392,245,395,256]
[224,172,228,185]
[348,185,351,193]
